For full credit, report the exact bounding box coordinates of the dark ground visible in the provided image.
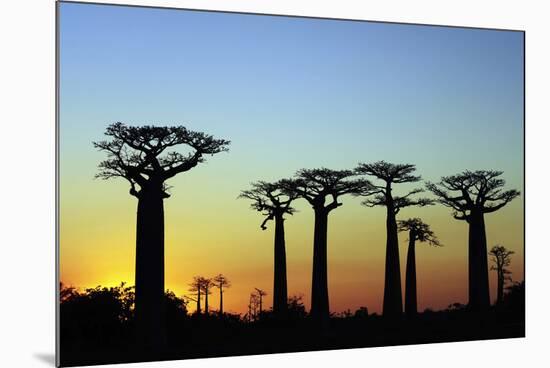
[59,282,524,367]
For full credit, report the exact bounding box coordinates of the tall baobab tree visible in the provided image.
[94,122,229,348]
[397,218,442,318]
[356,161,433,319]
[427,170,519,311]
[213,274,231,316]
[281,168,372,323]
[239,180,297,317]
[489,245,514,305]
[202,278,214,315]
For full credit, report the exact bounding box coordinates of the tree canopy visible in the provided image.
[489,245,514,275]
[239,180,298,229]
[213,274,231,289]
[426,170,520,221]
[356,161,433,212]
[94,122,230,198]
[397,218,442,246]
[280,168,373,212]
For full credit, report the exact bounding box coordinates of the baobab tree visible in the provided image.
[426,170,519,311]
[188,276,206,315]
[489,245,514,305]
[239,180,297,317]
[213,274,231,315]
[94,123,229,348]
[201,278,214,315]
[248,293,260,322]
[397,218,442,318]
[255,288,267,315]
[281,168,372,323]
[356,161,433,319]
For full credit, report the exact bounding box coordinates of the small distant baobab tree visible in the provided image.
[239,180,297,318]
[427,170,519,311]
[94,123,229,348]
[188,276,205,314]
[281,168,371,323]
[356,161,433,319]
[202,278,214,315]
[489,245,514,305]
[213,274,231,315]
[248,292,260,321]
[397,218,442,318]
[255,288,267,315]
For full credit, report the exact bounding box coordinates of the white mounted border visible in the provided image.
[1,1,548,368]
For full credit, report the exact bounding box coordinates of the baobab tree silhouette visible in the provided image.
[397,218,441,318]
[255,288,267,315]
[94,123,229,348]
[248,292,260,321]
[188,276,205,315]
[202,278,214,315]
[356,161,433,319]
[489,245,514,305]
[426,170,519,311]
[213,274,231,316]
[281,169,372,324]
[239,180,298,318]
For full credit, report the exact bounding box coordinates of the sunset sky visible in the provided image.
[59,2,524,315]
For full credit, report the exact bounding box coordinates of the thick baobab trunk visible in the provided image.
[134,189,166,351]
[468,211,490,311]
[273,213,288,317]
[404,234,417,318]
[383,205,403,319]
[311,209,330,323]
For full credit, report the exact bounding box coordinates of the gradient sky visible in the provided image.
[59,2,524,315]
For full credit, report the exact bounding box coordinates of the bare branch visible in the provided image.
[483,189,521,213]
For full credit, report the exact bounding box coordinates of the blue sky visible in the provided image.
[59,2,523,187]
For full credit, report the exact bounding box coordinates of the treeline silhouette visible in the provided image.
[58,123,524,366]
[60,280,524,366]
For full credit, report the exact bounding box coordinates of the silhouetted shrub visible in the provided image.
[287,295,307,320]
[446,303,467,312]
[60,283,134,347]
[354,306,369,319]
[60,283,191,349]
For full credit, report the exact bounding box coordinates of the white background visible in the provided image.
[0,0,548,367]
